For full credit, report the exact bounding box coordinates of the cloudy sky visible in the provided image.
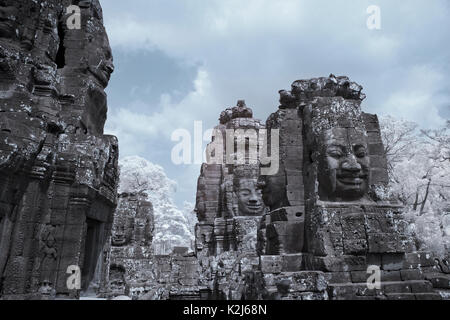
[100,0,450,206]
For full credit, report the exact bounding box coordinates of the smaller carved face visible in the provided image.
[318,127,370,201]
[109,266,126,295]
[38,280,53,295]
[111,217,132,246]
[236,178,264,215]
[134,217,152,246]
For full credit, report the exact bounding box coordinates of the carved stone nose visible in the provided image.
[341,155,361,172]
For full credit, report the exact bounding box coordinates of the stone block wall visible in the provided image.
[0,0,119,299]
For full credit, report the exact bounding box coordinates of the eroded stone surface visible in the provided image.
[192,101,269,299]
[98,192,154,299]
[254,75,448,300]
[0,0,118,299]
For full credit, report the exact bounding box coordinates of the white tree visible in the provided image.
[119,156,196,253]
[379,115,418,177]
[380,116,450,257]
[182,201,198,247]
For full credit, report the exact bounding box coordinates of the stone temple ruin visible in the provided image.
[97,192,154,298]
[0,0,118,299]
[0,0,448,301]
[255,75,449,300]
[186,79,450,300]
[194,100,268,299]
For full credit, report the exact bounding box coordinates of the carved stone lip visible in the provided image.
[112,236,126,244]
[337,176,366,185]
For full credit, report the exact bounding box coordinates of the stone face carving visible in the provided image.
[108,265,128,297]
[258,174,289,212]
[303,91,372,202]
[111,214,133,247]
[37,279,57,300]
[100,192,155,299]
[252,75,448,300]
[193,101,268,299]
[236,177,264,215]
[316,119,370,202]
[195,101,267,256]
[0,0,119,299]
[221,166,264,217]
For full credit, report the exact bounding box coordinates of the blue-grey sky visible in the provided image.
[101,0,450,207]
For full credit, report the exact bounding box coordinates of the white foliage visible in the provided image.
[118,156,196,252]
[380,117,450,258]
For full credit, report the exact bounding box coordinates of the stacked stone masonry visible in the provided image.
[0,0,119,300]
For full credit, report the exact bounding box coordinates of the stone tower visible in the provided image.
[100,192,155,299]
[194,100,268,299]
[256,75,449,300]
[0,0,119,299]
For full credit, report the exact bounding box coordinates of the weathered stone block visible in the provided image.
[414,293,442,300]
[400,269,424,281]
[385,293,416,300]
[424,274,450,289]
[260,256,283,274]
[324,272,352,284]
[328,283,381,300]
[409,280,434,293]
[313,255,367,272]
[281,254,305,272]
[382,253,405,271]
[274,271,327,293]
[382,281,412,294]
[403,252,435,269]
[368,233,402,253]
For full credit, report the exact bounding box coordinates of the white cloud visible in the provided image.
[377,65,448,128]
[105,68,219,157]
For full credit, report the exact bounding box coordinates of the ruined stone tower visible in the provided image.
[256,75,449,300]
[190,76,449,300]
[0,0,119,299]
[99,192,155,299]
[194,100,269,299]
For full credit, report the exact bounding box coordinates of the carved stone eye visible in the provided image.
[327,149,343,158]
[239,190,251,196]
[354,147,367,158]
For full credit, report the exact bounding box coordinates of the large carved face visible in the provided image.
[318,127,370,201]
[111,217,132,246]
[236,178,264,215]
[87,34,114,88]
[258,174,288,211]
